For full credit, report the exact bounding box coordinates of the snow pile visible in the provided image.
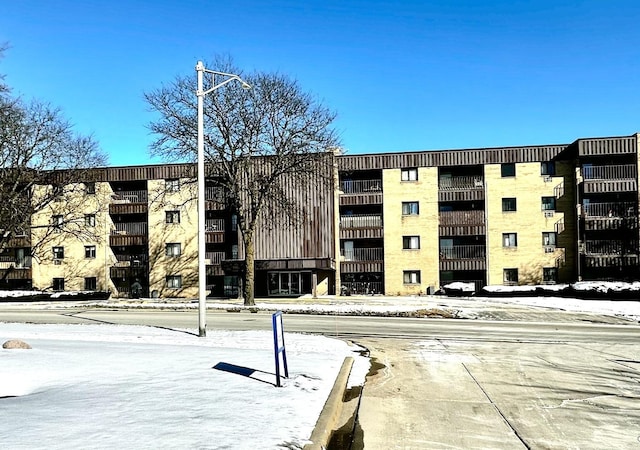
[0,323,369,449]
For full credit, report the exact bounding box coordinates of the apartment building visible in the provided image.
[1,133,638,298]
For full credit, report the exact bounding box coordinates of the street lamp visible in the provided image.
[196,61,251,337]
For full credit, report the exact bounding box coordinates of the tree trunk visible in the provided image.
[243,230,256,306]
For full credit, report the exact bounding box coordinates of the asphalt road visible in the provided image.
[2,306,640,449]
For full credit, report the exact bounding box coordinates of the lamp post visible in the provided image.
[196,61,250,337]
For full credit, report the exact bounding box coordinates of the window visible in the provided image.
[231,214,238,232]
[543,267,558,283]
[53,246,65,260]
[501,163,516,177]
[52,278,65,291]
[503,233,517,248]
[402,236,420,250]
[85,182,96,194]
[542,232,557,247]
[542,197,556,211]
[84,277,97,290]
[503,268,518,285]
[502,198,517,212]
[402,202,419,215]
[541,162,555,176]
[165,210,180,224]
[165,243,182,257]
[166,275,182,289]
[52,215,63,231]
[85,214,96,227]
[403,270,421,284]
[401,168,418,181]
[85,245,96,259]
[165,179,180,192]
[231,244,239,259]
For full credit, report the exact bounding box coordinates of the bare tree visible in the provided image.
[0,47,107,256]
[145,56,340,305]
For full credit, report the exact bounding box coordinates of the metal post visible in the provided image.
[196,61,207,337]
[195,61,250,337]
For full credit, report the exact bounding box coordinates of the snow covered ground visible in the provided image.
[0,323,369,450]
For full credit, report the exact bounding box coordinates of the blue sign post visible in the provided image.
[272,311,289,387]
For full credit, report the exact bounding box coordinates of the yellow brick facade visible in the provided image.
[147,179,199,298]
[383,167,439,295]
[485,162,567,285]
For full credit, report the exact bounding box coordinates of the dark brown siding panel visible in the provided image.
[339,193,383,205]
[578,137,637,156]
[438,190,485,202]
[583,180,638,193]
[340,262,384,273]
[440,260,486,271]
[339,228,384,239]
[338,145,567,171]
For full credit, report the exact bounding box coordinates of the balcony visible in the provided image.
[340,247,383,273]
[581,202,637,231]
[438,176,484,202]
[110,222,148,246]
[439,210,485,236]
[113,254,148,267]
[0,255,32,269]
[583,239,638,256]
[439,245,486,271]
[110,190,149,214]
[340,214,383,239]
[205,187,228,210]
[581,164,637,193]
[111,190,148,203]
[205,219,226,244]
[339,179,383,206]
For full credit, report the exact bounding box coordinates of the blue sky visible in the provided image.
[1,0,639,167]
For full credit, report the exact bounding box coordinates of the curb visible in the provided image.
[303,356,354,450]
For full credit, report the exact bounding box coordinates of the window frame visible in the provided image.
[401,168,418,182]
[84,245,96,259]
[165,242,182,257]
[401,201,419,216]
[165,178,180,193]
[503,268,518,284]
[541,161,556,176]
[502,233,517,248]
[52,246,65,260]
[541,196,556,211]
[84,182,96,195]
[166,275,183,289]
[165,210,181,224]
[402,236,420,250]
[85,214,96,227]
[543,267,558,283]
[403,270,421,284]
[84,277,97,291]
[542,232,557,247]
[502,197,517,212]
[52,277,65,291]
[501,163,516,177]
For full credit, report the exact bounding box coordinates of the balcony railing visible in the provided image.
[341,281,383,295]
[342,247,384,261]
[584,240,639,255]
[111,222,148,236]
[583,164,637,180]
[340,179,382,194]
[340,214,383,229]
[205,219,225,232]
[439,245,486,260]
[205,187,227,202]
[582,202,636,218]
[439,210,485,226]
[438,176,484,190]
[205,251,226,265]
[111,190,148,203]
[0,255,32,269]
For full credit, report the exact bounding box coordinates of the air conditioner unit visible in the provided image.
[54,259,62,265]
[544,246,556,253]
[543,176,552,182]
[544,211,555,217]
